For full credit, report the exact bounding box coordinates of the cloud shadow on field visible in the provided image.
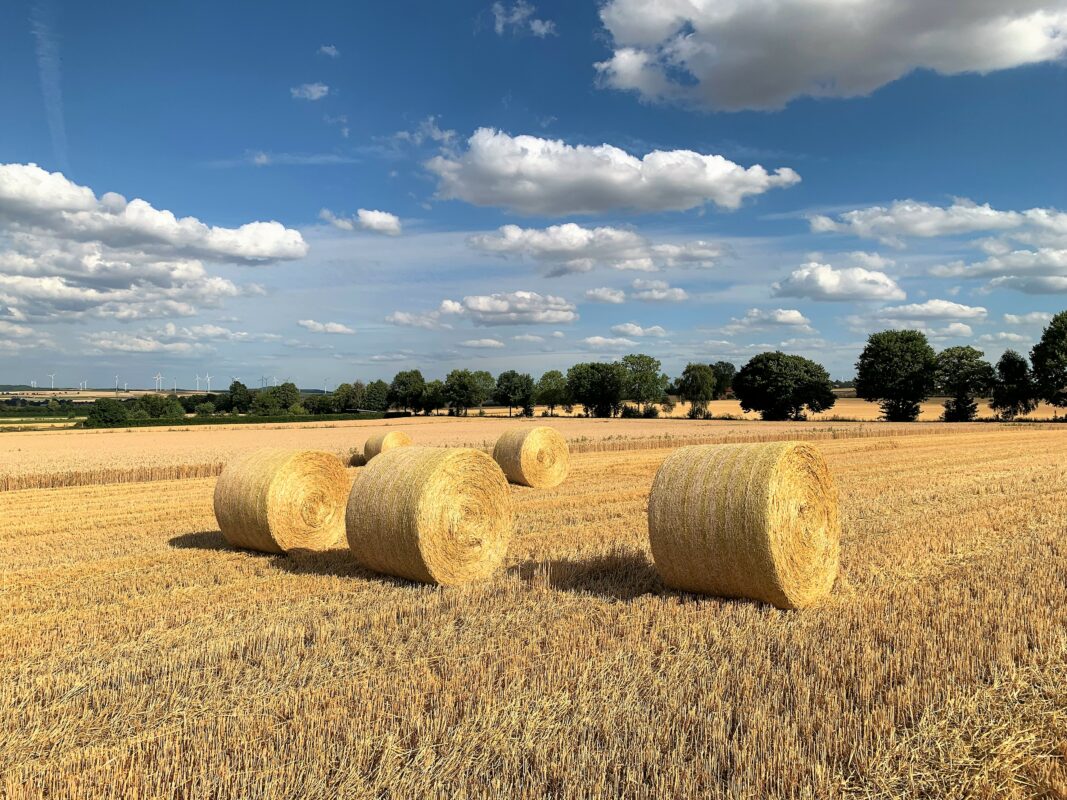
[513,550,661,601]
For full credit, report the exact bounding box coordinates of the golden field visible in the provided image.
[1,424,1065,798]
[0,413,1010,491]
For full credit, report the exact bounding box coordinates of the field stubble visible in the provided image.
[0,415,1030,492]
[1,427,1065,797]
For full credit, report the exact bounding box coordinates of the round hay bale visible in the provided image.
[647,441,840,609]
[213,449,348,554]
[346,447,513,585]
[363,430,412,462]
[492,426,569,488]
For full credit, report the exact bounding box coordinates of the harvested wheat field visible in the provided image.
[0,415,995,491]
[1,425,1065,798]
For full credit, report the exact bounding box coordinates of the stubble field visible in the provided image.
[1,419,1065,798]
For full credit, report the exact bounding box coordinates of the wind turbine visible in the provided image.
[172,378,177,392]
[205,373,212,392]
[195,374,201,391]
[123,382,128,392]
[30,380,36,389]
[272,375,278,387]
[153,372,163,392]
[323,379,329,394]
[48,373,55,390]
[114,375,119,393]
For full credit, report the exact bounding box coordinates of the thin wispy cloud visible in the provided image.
[30,1,68,171]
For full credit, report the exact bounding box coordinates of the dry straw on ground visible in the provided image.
[212,448,348,554]
[492,426,570,488]
[648,440,841,609]
[346,446,513,584]
[363,430,412,462]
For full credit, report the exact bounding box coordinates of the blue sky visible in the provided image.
[1,0,1066,388]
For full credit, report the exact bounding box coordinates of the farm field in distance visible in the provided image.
[1,421,1065,798]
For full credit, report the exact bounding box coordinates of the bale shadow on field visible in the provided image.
[270,548,409,586]
[513,550,661,601]
[168,530,235,552]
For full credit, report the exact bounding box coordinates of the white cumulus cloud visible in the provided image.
[319,208,402,236]
[631,279,687,302]
[1004,311,1054,325]
[596,0,1067,111]
[426,128,799,215]
[0,163,305,322]
[468,222,722,276]
[585,287,626,304]
[318,45,339,58]
[610,322,666,337]
[773,261,905,301]
[877,299,987,320]
[722,308,815,335]
[298,319,355,334]
[460,338,506,349]
[582,335,637,349]
[491,2,556,37]
[388,290,577,330]
[290,83,329,101]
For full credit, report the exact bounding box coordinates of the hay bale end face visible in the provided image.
[492,426,569,488]
[346,447,513,585]
[213,449,349,554]
[648,441,840,609]
[363,430,412,462]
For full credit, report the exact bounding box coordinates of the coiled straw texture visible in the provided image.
[492,426,569,488]
[647,441,840,609]
[363,430,412,462]
[346,447,513,585]
[213,448,349,554]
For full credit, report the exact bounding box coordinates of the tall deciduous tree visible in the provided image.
[363,380,389,412]
[935,346,994,422]
[228,380,252,414]
[535,370,568,415]
[1030,310,1067,408]
[991,350,1038,420]
[566,362,625,418]
[732,352,836,421]
[855,330,937,421]
[676,363,716,417]
[444,370,480,415]
[494,370,535,416]
[620,353,667,412]
[388,370,425,412]
[710,361,736,399]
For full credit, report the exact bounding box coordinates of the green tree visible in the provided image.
[733,352,837,421]
[388,370,425,412]
[472,370,495,410]
[274,382,301,409]
[620,354,667,413]
[84,398,129,428]
[710,361,736,399]
[1030,310,1067,408]
[676,363,716,417]
[349,380,367,410]
[991,350,1038,420]
[251,389,283,416]
[363,380,390,412]
[228,380,252,413]
[535,370,568,415]
[194,401,215,416]
[420,380,447,415]
[494,370,535,416]
[935,346,994,422]
[444,369,479,415]
[332,382,356,412]
[566,362,625,418]
[305,394,335,415]
[855,330,937,421]
[287,402,307,416]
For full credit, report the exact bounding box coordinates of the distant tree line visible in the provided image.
[84,310,1067,427]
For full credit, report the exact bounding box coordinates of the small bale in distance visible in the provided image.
[346,446,513,585]
[492,426,569,488]
[647,441,840,609]
[213,448,349,554]
[363,430,412,462]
